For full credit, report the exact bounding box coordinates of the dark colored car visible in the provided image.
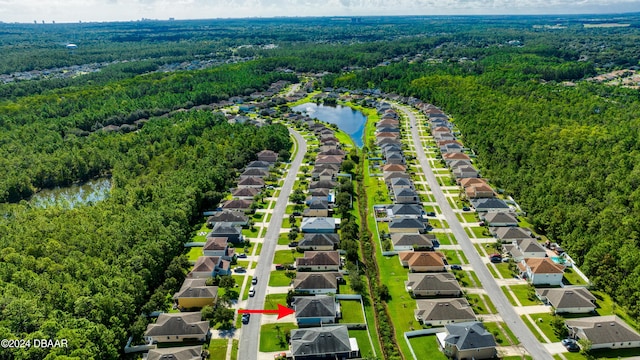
[490,256,502,263]
[462,206,471,211]
[450,265,463,270]
[288,242,298,247]
[426,212,436,217]
[564,340,579,352]
[252,277,258,285]
[241,313,250,324]
[237,253,247,259]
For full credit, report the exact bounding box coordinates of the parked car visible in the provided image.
[234,266,246,273]
[450,265,463,270]
[275,264,285,270]
[563,339,579,352]
[252,277,258,285]
[241,313,250,324]
[288,241,299,248]
[237,253,247,259]
[462,206,471,211]
[490,257,502,263]
[426,212,436,217]
[292,211,301,216]
[249,286,256,297]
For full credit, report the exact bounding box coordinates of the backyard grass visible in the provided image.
[207,339,229,360]
[187,247,203,261]
[510,284,542,306]
[348,330,376,359]
[273,249,303,264]
[264,293,288,310]
[259,323,298,352]
[339,300,366,324]
[268,270,294,287]
[563,267,588,286]
[407,335,448,360]
[241,227,259,238]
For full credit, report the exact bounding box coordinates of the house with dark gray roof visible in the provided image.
[392,233,435,251]
[566,316,640,350]
[144,312,210,344]
[292,272,340,294]
[208,222,243,243]
[405,273,462,297]
[492,227,532,243]
[303,197,330,217]
[146,345,203,360]
[206,211,248,228]
[452,165,479,179]
[246,160,272,169]
[299,233,340,251]
[290,326,359,360]
[231,187,260,200]
[481,212,518,227]
[237,176,265,189]
[385,152,405,165]
[536,287,596,314]
[293,295,340,327]
[470,198,510,213]
[309,180,338,190]
[389,177,414,189]
[393,187,420,204]
[386,204,424,219]
[173,278,218,309]
[439,322,497,359]
[240,168,269,178]
[296,251,341,272]
[415,298,476,326]
[389,218,426,233]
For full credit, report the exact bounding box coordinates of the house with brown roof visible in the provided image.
[376,132,399,139]
[481,212,518,227]
[566,316,640,350]
[443,153,471,164]
[221,199,253,212]
[315,155,343,166]
[237,176,265,189]
[292,272,340,294]
[189,256,231,278]
[405,273,462,297]
[257,149,278,163]
[144,312,209,344]
[518,258,564,286]
[231,187,261,200]
[206,211,248,228]
[240,168,269,179]
[299,233,340,251]
[459,178,487,188]
[536,287,596,314]
[296,251,341,272]
[202,237,234,260]
[464,183,495,199]
[173,278,218,309]
[415,298,476,326]
[492,227,532,242]
[146,346,204,360]
[399,251,446,272]
[318,148,346,157]
[382,164,407,173]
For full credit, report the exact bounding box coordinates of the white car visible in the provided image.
[249,286,256,297]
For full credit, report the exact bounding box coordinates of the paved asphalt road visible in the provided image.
[238,128,307,360]
[399,104,554,360]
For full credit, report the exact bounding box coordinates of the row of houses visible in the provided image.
[417,101,640,352]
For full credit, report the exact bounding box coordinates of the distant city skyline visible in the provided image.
[2,0,640,23]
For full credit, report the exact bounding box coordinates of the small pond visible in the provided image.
[292,102,367,147]
[29,178,111,208]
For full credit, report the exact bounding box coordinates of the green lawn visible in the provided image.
[191,221,210,242]
[273,249,303,264]
[502,286,519,307]
[563,267,588,286]
[470,226,489,238]
[207,339,229,360]
[241,227,259,238]
[187,246,203,261]
[252,212,265,222]
[268,270,294,287]
[278,233,291,245]
[407,335,447,360]
[520,315,547,343]
[461,212,478,222]
[230,339,238,360]
[510,285,542,306]
[487,264,499,278]
[340,300,366,324]
[435,232,453,245]
[441,250,467,265]
[466,294,491,315]
[376,255,420,334]
[241,276,253,300]
[468,271,481,288]
[484,322,512,345]
[494,262,516,279]
[235,260,255,270]
[265,293,288,310]
[349,330,376,359]
[259,323,298,352]
[530,312,562,343]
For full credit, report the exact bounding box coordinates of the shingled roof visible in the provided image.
[566,316,640,346]
[290,326,352,357]
[415,298,476,323]
[145,312,209,338]
[293,295,338,319]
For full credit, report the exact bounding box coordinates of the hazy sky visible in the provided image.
[2,0,640,23]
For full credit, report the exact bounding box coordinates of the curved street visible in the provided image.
[398,104,554,360]
[238,128,307,360]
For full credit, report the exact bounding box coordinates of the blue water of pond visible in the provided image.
[292,102,367,147]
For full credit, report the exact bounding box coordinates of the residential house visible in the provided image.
[439,322,497,360]
[221,199,253,212]
[388,218,426,233]
[399,251,446,272]
[208,222,243,243]
[240,168,269,179]
[518,258,564,286]
[565,316,640,350]
[405,273,462,297]
[443,153,471,164]
[465,183,495,199]
[189,256,230,278]
[386,204,424,219]
[508,239,547,261]
[303,197,330,217]
[299,233,340,251]
[246,160,272,169]
[257,149,278,163]
[377,126,400,133]
[315,155,343,166]
[440,143,464,153]
[231,187,260,200]
[318,148,346,157]
[292,272,340,294]
[415,298,476,326]
[536,287,596,314]
[296,251,341,272]
[481,212,518,227]
[309,188,331,198]
[383,172,411,183]
[382,164,407,173]
[389,177,414,189]
[392,233,435,251]
[206,211,248,228]
[385,152,405,165]
[173,278,218,309]
[433,132,455,141]
[237,176,265,189]
[492,227,532,243]
[202,236,234,260]
[470,198,510,213]
[393,187,420,204]
[301,217,337,233]
[309,180,337,190]
[144,312,209,344]
[293,295,340,327]
[458,178,487,188]
[452,165,479,179]
[290,326,359,360]
[146,346,203,360]
[448,160,472,170]
[377,137,401,146]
